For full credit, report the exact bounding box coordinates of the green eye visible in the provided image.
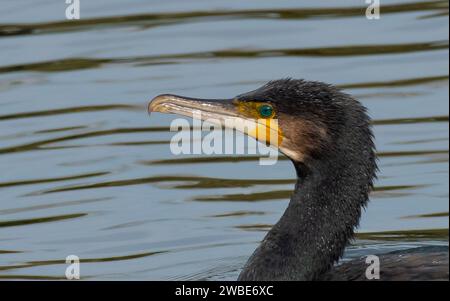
[258,104,274,118]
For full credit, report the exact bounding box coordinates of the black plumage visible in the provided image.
[238,79,378,280]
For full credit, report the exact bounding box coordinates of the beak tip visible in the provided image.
[148,94,169,115]
[147,101,154,116]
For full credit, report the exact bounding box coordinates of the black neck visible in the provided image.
[238,141,375,280]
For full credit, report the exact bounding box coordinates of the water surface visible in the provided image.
[0,0,448,280]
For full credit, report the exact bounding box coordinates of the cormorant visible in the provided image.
[148,79,449,281]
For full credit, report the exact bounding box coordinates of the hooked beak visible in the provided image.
[148,94,283,147]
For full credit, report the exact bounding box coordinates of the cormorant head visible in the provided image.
[149,79,374,172]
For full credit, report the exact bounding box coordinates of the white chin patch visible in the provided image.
[280,147,304,162]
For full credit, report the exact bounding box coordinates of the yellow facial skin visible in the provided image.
[233,100,283,147]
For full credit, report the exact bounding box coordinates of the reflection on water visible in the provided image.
[0,41,448,74]
[0,213,87,228]
[0,0,447,37]
[0,0,448,280]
